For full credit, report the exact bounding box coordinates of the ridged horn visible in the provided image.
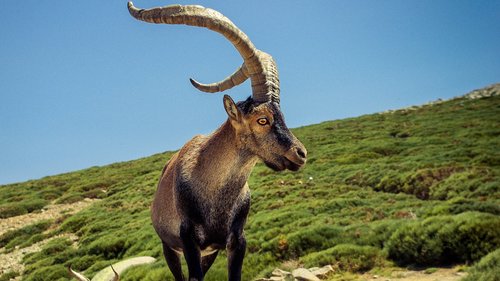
[189,63,248,93]
[127,1,280,103]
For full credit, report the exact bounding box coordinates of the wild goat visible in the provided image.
[127,2,307,281]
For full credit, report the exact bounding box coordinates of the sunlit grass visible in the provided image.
[0,94,499,280]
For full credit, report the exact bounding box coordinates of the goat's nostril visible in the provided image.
[297,148,306,159]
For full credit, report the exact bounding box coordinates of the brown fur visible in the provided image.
[151,96,307,268]
[127,3,307,279]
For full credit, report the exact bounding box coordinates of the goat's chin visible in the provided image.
[264,157,303,172]
[264,160,286,172]
[283,157,302,171]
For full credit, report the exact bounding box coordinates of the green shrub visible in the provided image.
[463,248,500,281]
[23,238,77,279]
[23,198,49,213]
[375,166,464,199]
[0,220,52,250]
[0,198,48,218]
[86,235,127,259]
[22,265,68,281]
[261,225,342,259]
[430,168,494,200]
[0,203,27,218]
[427,198,500,216]
[55,193,84,204]
[375,175,403,194]
[66,255,101,271]
[23,238,75,267]
[446,212,500,262]
[120,262,170,281]
[0,271,19,281]
[60,212,90,233]
[346,219,406,248]
[301,244,383,272]
[385,216,450,265]
[386,212,500,266]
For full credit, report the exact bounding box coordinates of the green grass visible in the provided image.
[463,248,500,281]
[1,89,499,280]
[0,220,53,252]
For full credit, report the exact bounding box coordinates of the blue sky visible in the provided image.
[1,1,499,185]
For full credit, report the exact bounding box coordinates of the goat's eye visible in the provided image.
[257,118,269,126]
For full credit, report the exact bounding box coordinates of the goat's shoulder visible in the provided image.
[175,134,207,175]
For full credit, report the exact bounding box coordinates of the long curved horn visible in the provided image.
[127,2,280,103]
[189,63,248,93]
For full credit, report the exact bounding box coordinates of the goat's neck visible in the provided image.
[192,121,257,190]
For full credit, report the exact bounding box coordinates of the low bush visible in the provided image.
[22,265,68,281]
[261,225,342,259]
[0,203,27,218]
[386,212,500,266]
[301,244,383,272]
[0,271,19,281]
[463,248,500,281]
[55,193,84,204]
[427,197,500,216]
[23,238,77,276]
[23,198,49,213]
[66,254,101,272]
[375,166,464,199]
[0,198,48,218]
[0,220,52,250]
[86,235,127,259]
[448,212,500,262]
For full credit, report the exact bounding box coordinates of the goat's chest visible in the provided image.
[176,179,250,245]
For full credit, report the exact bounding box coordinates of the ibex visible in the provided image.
[127,2,307,281]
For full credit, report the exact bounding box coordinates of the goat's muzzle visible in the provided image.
[283,144,307,171]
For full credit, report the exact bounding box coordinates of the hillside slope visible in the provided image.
[1,84,499,281]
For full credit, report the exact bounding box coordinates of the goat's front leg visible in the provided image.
[227,194,250,281]
[227,230,246,281]
[181,222,203,281]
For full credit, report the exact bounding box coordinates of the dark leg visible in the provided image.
[227,193,250,281]
[227,232,246,281]
[201,251,219,276]
[180,222,203,281]
[162,242,185,281]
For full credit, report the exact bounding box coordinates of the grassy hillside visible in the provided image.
[1,84,499,281]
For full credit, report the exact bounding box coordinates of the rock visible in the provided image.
[308,267,320,272]
[255,275,292,281]
[272,268,291,277]
[269,268,294,281]
[292,268,321,281]
[90,256,156,281]
[310,265,334,278]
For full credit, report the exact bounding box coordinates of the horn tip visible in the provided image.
[189,78,203,90]
[127,1,140,15]
[189,78,197,86]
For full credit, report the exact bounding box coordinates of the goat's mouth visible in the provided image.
[264,156,304,172]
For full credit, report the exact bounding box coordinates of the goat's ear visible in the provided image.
[223,95,241,122]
